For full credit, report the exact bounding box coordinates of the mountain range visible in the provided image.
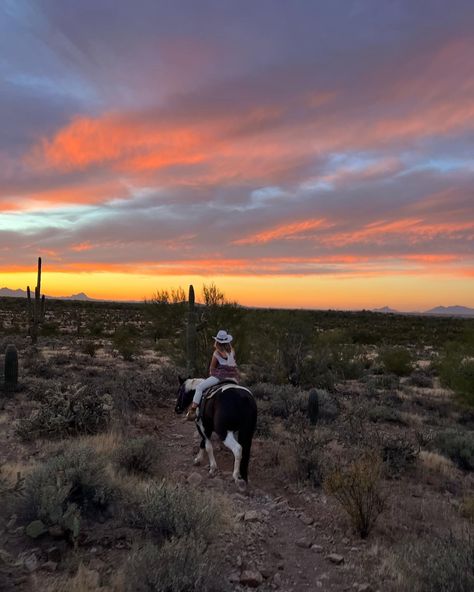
[373,305,474,317]
[0,287,94,301]
[1,288,473,316]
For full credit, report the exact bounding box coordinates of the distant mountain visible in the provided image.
[423,305,474,317]
[0,287,94,301]
[0,287,27,298]
[373,306,399,314]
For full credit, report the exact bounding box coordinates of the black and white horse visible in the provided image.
[175,378,257,485]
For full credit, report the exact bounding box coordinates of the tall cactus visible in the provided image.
[308,389,319,425]
[4,344,18,393]
[27,257,46,344]
[186,285,197,376]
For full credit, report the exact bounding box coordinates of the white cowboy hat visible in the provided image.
[213,329,233,343]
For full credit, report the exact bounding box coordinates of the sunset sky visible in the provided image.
[1,1,473,310]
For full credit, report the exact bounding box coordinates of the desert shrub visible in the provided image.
[365,373,400,396]
[437,336,474,406]
[81,340,98,358]
[409,371,433,388]
[380,435,419,477]
[368,405,406,425]
[291,424,327,487]
[435,429,474,471]
[40,322,60,337]
[113,324,140,360]
[461,497,474,522]
[16,383,112,440]
[22,353,56,379]
[324,451,386,538]
[128,481,222,542]
[380,347,413,376]
[391,533,474,592]
[265,384,306,419]
[124,537,221,592]
[255,412,272,438]
[113,437,163,476]
[20,446,116,538]
[314,389,339,420]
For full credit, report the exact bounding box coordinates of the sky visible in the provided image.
[0,0,473,311]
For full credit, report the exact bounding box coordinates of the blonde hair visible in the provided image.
[215,341,232,354]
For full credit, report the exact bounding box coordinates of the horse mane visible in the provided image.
[184,378,205,391]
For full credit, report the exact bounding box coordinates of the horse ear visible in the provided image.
[178,375,185,385]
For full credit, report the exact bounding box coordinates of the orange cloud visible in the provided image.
[234,218,329,245]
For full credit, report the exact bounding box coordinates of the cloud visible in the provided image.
[1,0,473,298]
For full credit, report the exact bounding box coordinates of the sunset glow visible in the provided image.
[1,1,473,310]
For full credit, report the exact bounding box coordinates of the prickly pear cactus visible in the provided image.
[4,344,18,393]
[308,388,319,425]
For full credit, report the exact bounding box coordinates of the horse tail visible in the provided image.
[238,399,257,482]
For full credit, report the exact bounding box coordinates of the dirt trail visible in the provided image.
[152,405,376,592]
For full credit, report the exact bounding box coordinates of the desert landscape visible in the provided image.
[1,289,473,592]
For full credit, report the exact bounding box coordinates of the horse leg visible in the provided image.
[205,438,218,475]
[197,418,218,475]
[223,431,243,484]
[194,439,206,466]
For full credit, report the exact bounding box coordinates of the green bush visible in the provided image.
[124,537,221,592]
[409,371,433,388]
[113,324,140,361]
[128,481,222,542]
[380,347,413,376]
[113,437,163,476]
[292,426,327,487]
[368,405,406,425]
[435,429,474,471]
[20,446,116,539]
[392,533,474,592]
[381,435,419,477]
[16,383,112,440]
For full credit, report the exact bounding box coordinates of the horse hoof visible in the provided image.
[236,478,247,492]
[209,467,217,477]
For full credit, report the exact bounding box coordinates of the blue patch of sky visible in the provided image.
[396,157,474,177]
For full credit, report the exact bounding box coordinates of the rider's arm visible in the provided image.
[209,353,218,375]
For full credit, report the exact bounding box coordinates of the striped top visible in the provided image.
[210,349,239,381]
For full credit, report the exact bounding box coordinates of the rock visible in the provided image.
[47,547,62,563]
[81,568,101,588]
[326,553,344,565]
[48,525,65,538]
[6,514,17,530]
[358,585,373,592]
[298,512,314,525]
[22,553,39,573]
[342,537,350,544]
[273,572,282,586]
[311,545,324,553]
[296,537,313,548]
[25,520,47,539]
[260,566,274,579]
[240,569,263,587]
[244,510,261,522]
[42,561,58,572]
[187,472,204,486]
[229,572,240,583]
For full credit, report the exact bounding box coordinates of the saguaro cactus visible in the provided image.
[186,285,197,376]
[4,344,18,393]
[308,389,319,425]
[27,257,46,344]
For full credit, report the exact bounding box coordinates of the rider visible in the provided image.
[186,329,239,421]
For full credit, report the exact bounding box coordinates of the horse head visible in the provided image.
[174,376,195,414]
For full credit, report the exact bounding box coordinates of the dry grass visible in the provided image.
[50,563,124,592]
[419,450,458,478]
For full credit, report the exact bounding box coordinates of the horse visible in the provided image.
[175,377,257,485]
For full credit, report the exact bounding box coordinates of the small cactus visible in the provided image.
[186,285,197,376]
[4,344,18,393]
[308,389,319,425]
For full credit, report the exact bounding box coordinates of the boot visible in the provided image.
[185,406,198,421]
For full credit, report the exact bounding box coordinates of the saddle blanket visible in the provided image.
[203,381,253,401]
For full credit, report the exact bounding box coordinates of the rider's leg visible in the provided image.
[186,376,220,420]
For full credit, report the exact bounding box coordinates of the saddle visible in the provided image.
[199,380,253,412]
